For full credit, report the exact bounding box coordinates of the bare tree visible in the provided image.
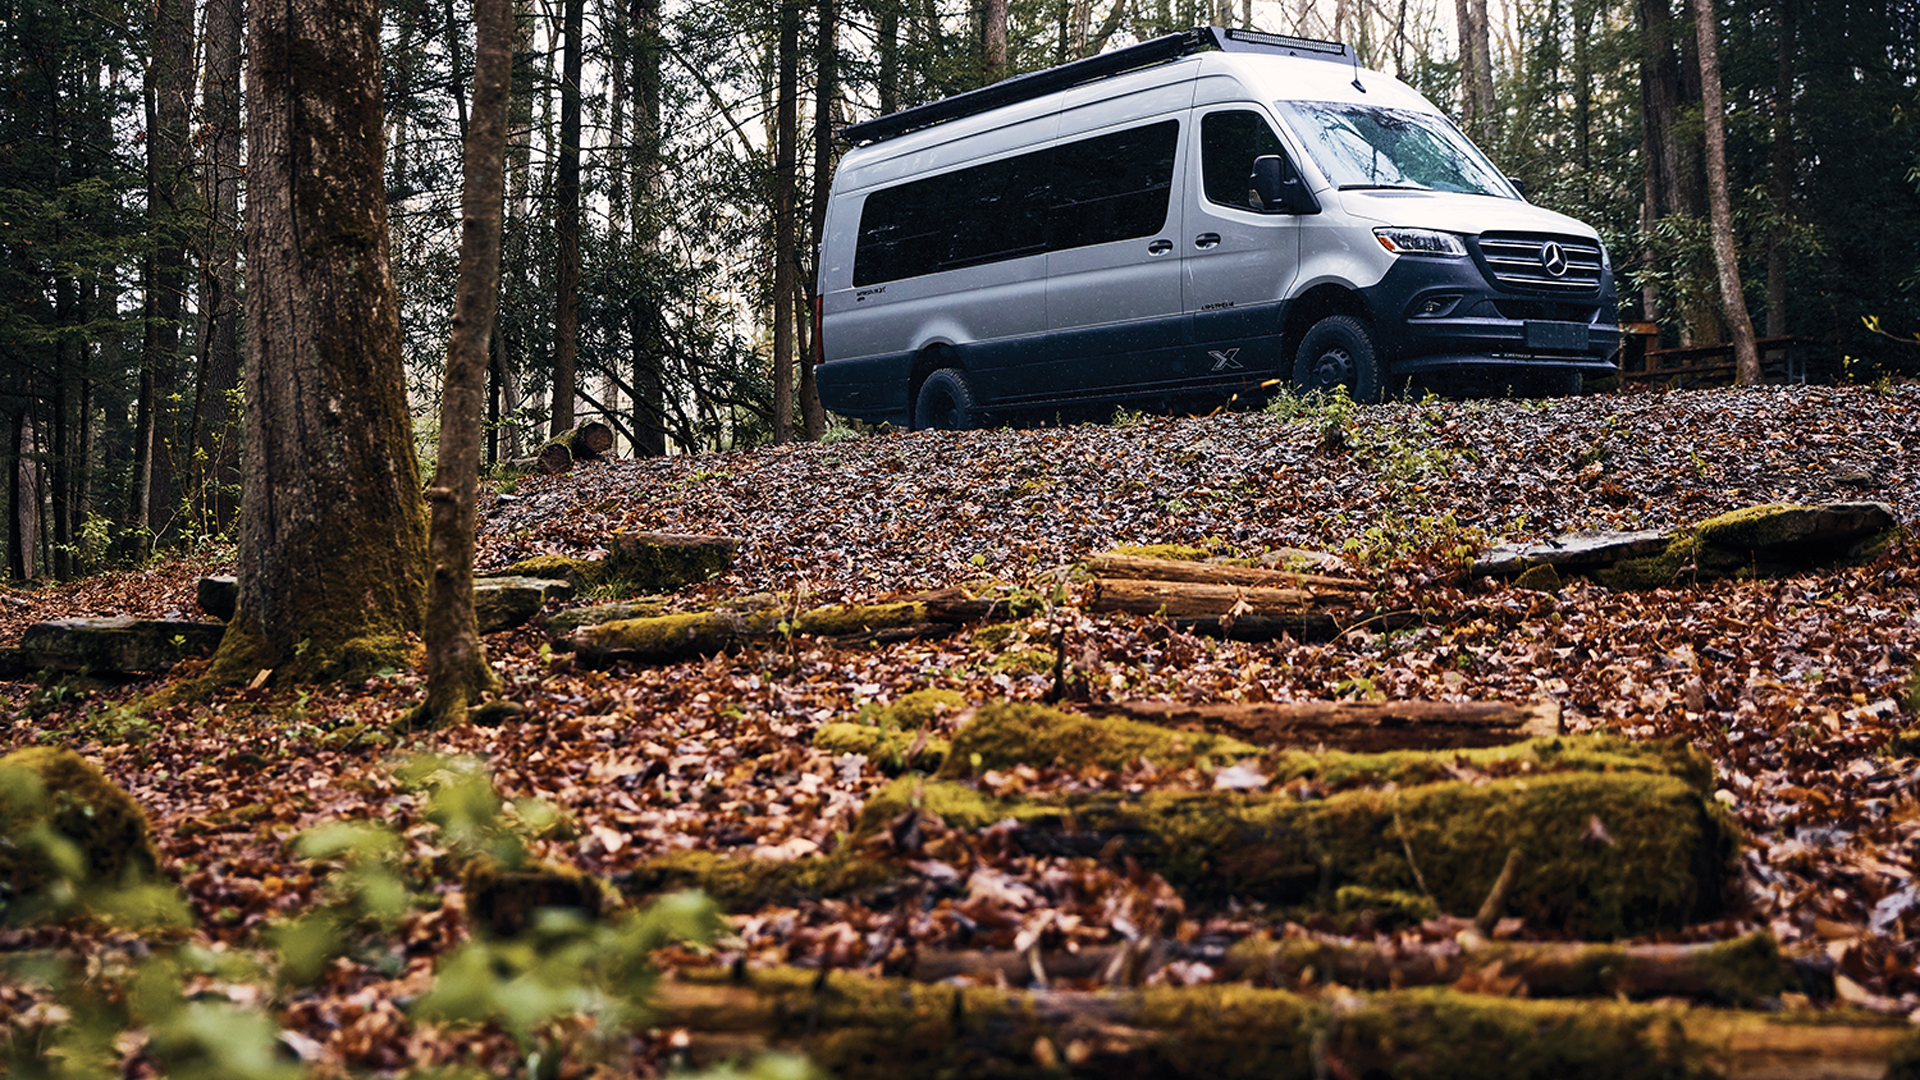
[419,0,514,726]
[550,0,584,436]
[1690,0,1759,383]
[772,0,800,442]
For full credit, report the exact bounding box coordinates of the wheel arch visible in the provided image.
[1281,285,1374,375]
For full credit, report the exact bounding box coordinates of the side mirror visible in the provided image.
[1249,155,1319,215]
[1507,176,1529,200]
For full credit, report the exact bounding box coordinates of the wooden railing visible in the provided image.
[1616,322,1828,388]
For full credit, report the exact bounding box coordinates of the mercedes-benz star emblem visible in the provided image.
[1540,241,1569,277]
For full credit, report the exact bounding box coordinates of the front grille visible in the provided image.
[1475,233,1604,293]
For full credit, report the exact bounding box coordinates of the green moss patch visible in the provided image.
[936,702,1259,779]
[1106,544,1212,561]
[499,554,605,587]
[859,765,1737,938]
[622,849,903,911]
[792,602,930,638]
[813,723,949,774]
[0,747,162,918]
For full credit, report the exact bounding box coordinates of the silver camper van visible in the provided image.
[813,27,1620,430]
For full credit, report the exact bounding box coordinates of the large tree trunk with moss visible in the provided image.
[200,0,427,688]
[418,0,513,727]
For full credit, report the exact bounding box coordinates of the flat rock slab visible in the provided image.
[197,575,238,620]
[1472,530,1670,577]
[474,575,577,633]
[605,531,740,594]
[16,616,226,674]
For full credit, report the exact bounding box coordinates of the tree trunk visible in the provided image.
[631,0,669,456]
[800,0,835,441]
[550,0,584,437]
[190,0,245,540]
[771,1,800,443]
[1766,0,1795,338]
[876,0,899,115]
[8,412,39,581]
[982,0,1007,82]
[1690,0,1759,384]
[197,0,428,690]
[418,0,514,728]
[131,0,196,558]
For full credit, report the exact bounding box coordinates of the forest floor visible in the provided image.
[3,383,1920,1076]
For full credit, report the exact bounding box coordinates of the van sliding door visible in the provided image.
[1034,117,1186,402]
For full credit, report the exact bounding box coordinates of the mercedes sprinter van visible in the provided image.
[813,27,1620,430]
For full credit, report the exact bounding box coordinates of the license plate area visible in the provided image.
[1525,321,1590,351]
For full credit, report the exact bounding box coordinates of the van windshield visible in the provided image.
[1274,101,1512,197]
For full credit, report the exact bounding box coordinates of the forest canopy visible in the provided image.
[3,0,1919,580]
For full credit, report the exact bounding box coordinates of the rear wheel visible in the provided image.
[1292,315,1383,403]
[914,368,977,431]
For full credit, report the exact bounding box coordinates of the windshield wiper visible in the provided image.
[1339,183,1430,191]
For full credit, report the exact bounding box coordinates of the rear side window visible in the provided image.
[1046,119,1179,249]
[1201,109,1287,209]
[852,118,1179,287]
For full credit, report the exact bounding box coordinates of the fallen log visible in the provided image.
[1087,579,1337,641]
[531,421,615,473]
[1086,699,1562,752]
[859,765,1736,939]
[906,931,1791,1005]
[1220,930,1790,1005]
[1086,553,1369,594]
[654,965,1912,1080]
[565,598,945,665]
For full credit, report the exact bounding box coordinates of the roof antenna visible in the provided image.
[1349,44,1366,92]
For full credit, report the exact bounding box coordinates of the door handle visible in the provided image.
[1147,239,1173,256]
[1194,233,1222,250]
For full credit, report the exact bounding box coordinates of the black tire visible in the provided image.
[1532,370,1585,397]
[914,368,977,431]
[1292,315,1383,403]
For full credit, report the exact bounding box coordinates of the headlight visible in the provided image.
[1373,227,1468,258]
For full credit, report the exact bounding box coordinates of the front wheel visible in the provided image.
[1292,315,1383,403]
[914,368,978,431]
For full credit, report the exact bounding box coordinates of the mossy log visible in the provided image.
[908,585,1050,623]
[936,702,1260,779]
[859,766,1736,938]
[1087,579,1338,641]
[532,421,615,473]
[197,575,238,621]
[813,723,950,774]
[1086,699,1562,752]
[565,598,954,665]
[654,965,1910,1080]
[604,530,741,594]
[1221,931,1790,1005]
[544,599,671,641]
[17,616,226,675]
[471,575,577,633]
[1086,553,1369,594]
[0,747,162,917]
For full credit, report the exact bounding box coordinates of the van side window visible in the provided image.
[1201,110,1286,210]
[1048,119,1179,250]
[853,149,1052,286]
[851,118,1178,287]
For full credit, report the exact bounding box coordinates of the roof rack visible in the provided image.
[841,28,1211,146]
[840,27,1355,146]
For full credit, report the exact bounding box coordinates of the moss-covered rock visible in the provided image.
[621,849,904,911]
[813,723,950,774]
[859,762,1737,938]
[463,857,603,937]
[858,688,969,730]
[1512,563,1563,592]
[936,702,1260,779]
[0,747,161,918]
[1258,734,1715,796]
[1596,502,1896,589]
[604,531,739,594]
[472,575,577,633]
[17,616,226,674]
[499,554,605,588]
